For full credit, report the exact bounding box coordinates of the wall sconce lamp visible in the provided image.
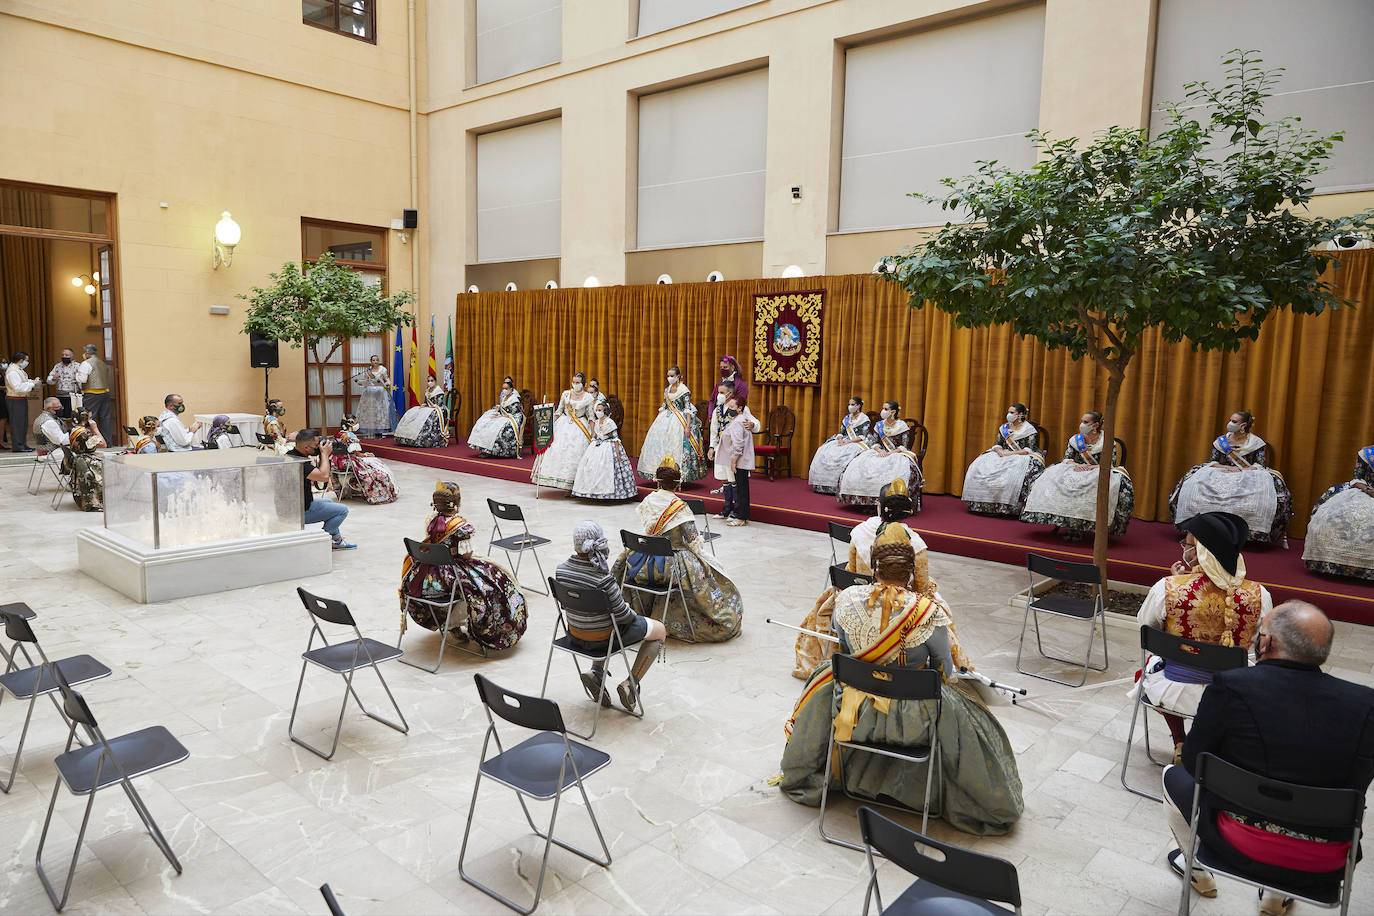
[71,272,99,295]
[212,211,241,269]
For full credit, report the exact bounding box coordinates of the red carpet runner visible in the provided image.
[364,437,1374,626]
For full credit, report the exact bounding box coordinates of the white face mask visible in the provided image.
[1006,412,1018,423]
[716,392,726,405]
[667,376,677,386]
[595,410,606,420]
[20,360,29,369]
[880,408,893,420]
[1226,421,1243,434]
[571,381,583,391]
[1079,422,1095,436]
[848,404,859,414]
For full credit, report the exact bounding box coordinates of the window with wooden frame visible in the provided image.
[302,0,376,43]
[301,218,388,430]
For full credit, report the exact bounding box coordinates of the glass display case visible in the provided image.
[103,450,307,549]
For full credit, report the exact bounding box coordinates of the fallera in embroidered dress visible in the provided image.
[609,489,743,642]
[637,385,704,482]
[962,421,1045,517]
[357,367,395,435]
[1303,447,1374,581]
[838,420,921,507]
[67,450,103,511]
[1021,434,1134,535]
[467,388,524,458]
[531,390,595,489]
[1169,432,1293,546]
[808,412,871,494]
[330,433,398,504]
[572,417,639,500]
[394,394,447,447]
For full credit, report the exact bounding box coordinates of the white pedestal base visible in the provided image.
[77,527,333,603]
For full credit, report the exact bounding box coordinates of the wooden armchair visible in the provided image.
[754,404,797,481]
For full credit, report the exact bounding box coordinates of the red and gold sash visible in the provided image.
[666,396,703,458]
[647,496,689,536]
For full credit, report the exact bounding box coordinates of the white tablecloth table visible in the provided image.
[192,413,263,447]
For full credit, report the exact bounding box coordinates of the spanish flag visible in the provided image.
[407,324,422,408]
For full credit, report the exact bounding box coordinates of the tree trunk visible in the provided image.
[1093,366,1127,593]
[310,343,327,434]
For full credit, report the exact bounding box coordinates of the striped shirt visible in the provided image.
[554,556,638,632]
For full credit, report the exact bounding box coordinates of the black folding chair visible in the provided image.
[0,601,36,672]
[1016,553,1109,687]
[459,675,612,915]
[486,498,551,595]
[36,665,189,912]
[289,588,408,761]
[819,655,942,850]
[320,883,346,916]
[1119,626,1246,801]
[540,578,645,739]
[617,530,693,641]
[857,806,1022,914]
[1180,753,1364,916]
[0,607,112,795]
[829,566,875,592]
[826,522,855,584]
[681,497,719,556]
[222,423,243,447]
[255,432,277,451]
[398,537,484,671]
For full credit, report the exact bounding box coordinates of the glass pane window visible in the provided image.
[302,0,374,42]
[0,184,110,236]
[302,221,386,265]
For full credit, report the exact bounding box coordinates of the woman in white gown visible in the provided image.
[356,355,395,437]
[573,401,638,500]
[393,377,449,448]
[1168,410,1293,546]
[808,397,870,495]
[838,401,922,509]
[962,403,1046,517]
[531,372,596,490]
[638,366,704,483]
[467,376,524,458]
[1021,410,1134,537]
[1303,445,1374,581]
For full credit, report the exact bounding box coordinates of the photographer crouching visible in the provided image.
[288,429,355,550]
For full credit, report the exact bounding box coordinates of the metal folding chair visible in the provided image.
[255,432,277,451]
[289,588,408,761]
[540,578,645,739]
[0,606,112,795]
[857,806,1022,914]
[485,498,551,595]
[826,521,854,582]
[26,445,69,504]
[819,655,942,850]
[398,537,484,671]
[829,566,874,592]
[321,883,346,916]
[0,601,36,672]
[617,529,693,641]
[1016,553,1109,687]
[681,497,720,556]
[1120,625,1246,801]
[328,458,360,500]
[459,674,612,915]
[1179,753,1364,916]
[35,665,189,912]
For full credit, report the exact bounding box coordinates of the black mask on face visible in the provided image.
[61,356,72,364]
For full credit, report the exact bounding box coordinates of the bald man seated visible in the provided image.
[1162,601,1374,915]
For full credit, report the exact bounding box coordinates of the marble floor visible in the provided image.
[2,459,1373,915]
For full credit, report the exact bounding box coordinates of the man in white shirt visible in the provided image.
[45,348,79,418]
[32,397,70,458]
[75,344,114,443]
[158,393,203,451]
[5,351,39,452]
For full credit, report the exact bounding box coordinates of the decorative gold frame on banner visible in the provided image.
[753,289,824,386]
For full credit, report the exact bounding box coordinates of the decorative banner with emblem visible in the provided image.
[752,289,824,386]
[532,403,558,453]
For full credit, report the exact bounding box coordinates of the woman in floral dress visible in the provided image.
[962,402,1045,517]
[808,397,870,495]
[1303,445,1374,581]
[637,366,704,483]
[1169,410,1293,546]
[573,400,638,500]
[331,415,398,503]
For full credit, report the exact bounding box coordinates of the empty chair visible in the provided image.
[857,806,1022,914]
[0,600,36,671]
[540,578,645,739]
[1016,553,1108,687]
[754,404,796,480]
[289,588,408,761]
[617,530,692,641]
[398,537,481,670]
[485,498,551,595]
[35,665,189,912]
[827,521,854,567]
[459,674,612,915]
[0,606,112,794]
[680,497,719,556]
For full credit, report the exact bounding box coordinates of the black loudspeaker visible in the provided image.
[403,208,418,229]
[249,332,279,369]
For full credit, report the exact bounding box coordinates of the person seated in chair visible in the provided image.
[555,520,666,712]
[130,415,162,454]
[1162,600,1374,915]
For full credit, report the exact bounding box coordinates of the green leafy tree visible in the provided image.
[884,51,1372,582]
[240,253,415,424]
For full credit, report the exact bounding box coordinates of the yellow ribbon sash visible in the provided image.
[647,497,689,536]
[666,396,703,458]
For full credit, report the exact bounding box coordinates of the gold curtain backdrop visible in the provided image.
[452,249,1373,538]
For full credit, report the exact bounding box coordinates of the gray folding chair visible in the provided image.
[459,674,612,915]
[681,497,720,556]
[858,806,1022,914]
[617,529,693,641]
[486,498,551,595]
[826,522,854,585]
[0,601,36,672]
[328,458,360,500]
[540,578,645,739]
[1119,625,1246,801]
[1179,753,1364,916]
[36,664,189,912]
[819,654,942,850]
[289,588,408,761]
[398,537,484,671]
[0,606,112,795]
[1016,553,1109,687]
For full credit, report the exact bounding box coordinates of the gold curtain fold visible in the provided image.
[0,189,52,369]
[454,250,1373,537]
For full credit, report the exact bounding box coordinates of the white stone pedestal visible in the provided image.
[77,526,333,603]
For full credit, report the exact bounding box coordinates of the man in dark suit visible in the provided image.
[1162,600,1374,915]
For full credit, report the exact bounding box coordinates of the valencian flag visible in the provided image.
[428,315,438,387]
[391,325,406,419]
[444,317,454,392]
[407,324,422,408]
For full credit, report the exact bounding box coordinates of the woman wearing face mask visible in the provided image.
[808,397,871,495]
[572,397,638,500]
[1168,410,1293,546]
[356,354,395,438]
[837,401,922,509]
[1021,410,1134,537]
[962,403,1047,517]
[262,399,292,456]
[467,376,524,458]
[0,356,10,449]
[531,372,596,490]
[393,375,450,448]
[637,366,704,483]
[1302,444,1374,581]
[331,415,399,503]
[5,351,39,452]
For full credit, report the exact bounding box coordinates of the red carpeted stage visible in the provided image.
[363,437,1374,626]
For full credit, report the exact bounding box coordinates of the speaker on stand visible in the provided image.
[249,333,280,414]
